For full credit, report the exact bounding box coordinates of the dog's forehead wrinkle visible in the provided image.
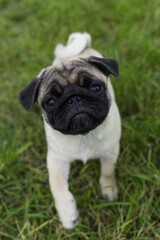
[47,81,63,94]
[38,59,107,102]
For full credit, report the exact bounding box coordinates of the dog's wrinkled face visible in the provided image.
[41,71,109,135]
[18,56,119,135]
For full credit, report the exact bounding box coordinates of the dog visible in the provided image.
[18,32,121,229]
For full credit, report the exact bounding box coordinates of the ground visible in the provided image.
[0,0,160,239]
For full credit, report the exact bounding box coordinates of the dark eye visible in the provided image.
[90,84,102,92]
[45,98,55,107]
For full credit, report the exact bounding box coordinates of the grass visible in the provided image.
[0,0,160,239]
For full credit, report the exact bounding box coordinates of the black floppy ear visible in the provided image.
[18,69,46,111]
[87,56,119,77]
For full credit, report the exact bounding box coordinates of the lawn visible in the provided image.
[0,0,160,239]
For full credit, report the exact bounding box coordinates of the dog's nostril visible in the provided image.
[76,96,81,102]
[68,98,73,104]
[68,96,81,104]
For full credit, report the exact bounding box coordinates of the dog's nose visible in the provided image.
[68,95,81,104]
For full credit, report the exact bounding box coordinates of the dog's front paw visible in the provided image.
[101,184,119,202]
[55,193,79,229]
[61,208,79,230]
[100,177,119,202]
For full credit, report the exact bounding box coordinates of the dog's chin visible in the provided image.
[52,112,104,135]
[68,112,97,135]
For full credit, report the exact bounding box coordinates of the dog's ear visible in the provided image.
[87,56,119,77]
[18,69,46,111]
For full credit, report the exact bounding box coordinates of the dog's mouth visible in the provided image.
[69,112,97,135]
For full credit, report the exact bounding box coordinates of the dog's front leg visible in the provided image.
[47,151,79,229]
[100,144,119,202]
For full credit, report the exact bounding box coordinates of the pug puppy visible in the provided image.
[18,33,121,229]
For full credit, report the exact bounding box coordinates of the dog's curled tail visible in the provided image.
[54,32,91,59]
